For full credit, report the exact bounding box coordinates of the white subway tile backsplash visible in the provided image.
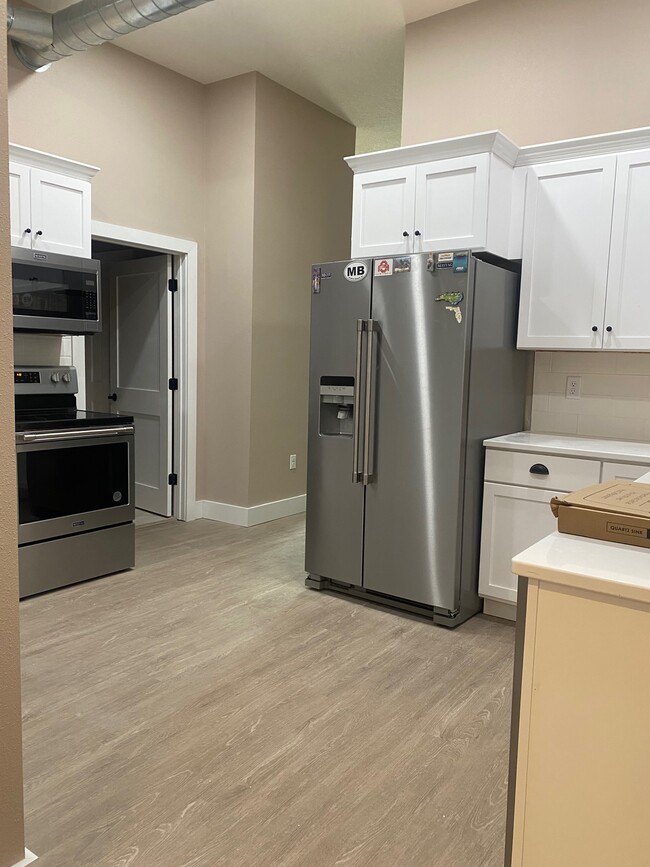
[532,351,650,441]
[614,353,650,375]
[580,374,650,399]
[531,410,579,434]
[550,351,613,374]
[575,415,646,441]
[13,334,69,367]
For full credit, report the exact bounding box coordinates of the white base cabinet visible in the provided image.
[479,433,650,619]
[480,483,566,609]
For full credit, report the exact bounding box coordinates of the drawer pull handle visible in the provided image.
[530,463,550,476]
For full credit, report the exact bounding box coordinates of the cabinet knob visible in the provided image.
[24,228,31,234]
[402,231,410,237]
[529,463,550,476]
[414,230,421,237]
[606,326,613,333]
[35,230,43,237]
[107,393,117,402]
[592,326,598,332]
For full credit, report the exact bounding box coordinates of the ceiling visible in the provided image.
[29,0,480,153]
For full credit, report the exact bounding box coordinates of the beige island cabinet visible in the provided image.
[505,473,650,867]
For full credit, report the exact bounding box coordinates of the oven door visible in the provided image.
[16,427,134,545]
[12,248,101,334]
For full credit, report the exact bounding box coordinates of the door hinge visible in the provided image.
[168,377,178,391]
[168,473,178,486]
[168,278,178,293]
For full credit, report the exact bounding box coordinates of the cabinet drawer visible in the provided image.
[485,449,601,491]
[601,461,650,483]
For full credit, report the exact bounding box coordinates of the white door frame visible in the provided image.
[78,221,199,521]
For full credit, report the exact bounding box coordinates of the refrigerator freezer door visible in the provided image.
[305,260,371,586]
[363,254,473,610]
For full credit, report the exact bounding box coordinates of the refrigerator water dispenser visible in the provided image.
[319,377,354,436]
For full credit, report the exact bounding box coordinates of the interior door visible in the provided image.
[603,150,650,350]
[109,255,173,516]
[362,254,471,610]
[29,168,91,257]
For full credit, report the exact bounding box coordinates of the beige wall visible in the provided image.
[201,73,354,507]
[0,2,26,865]
[200,73,257,505]
[8,53,354,510]
[249,75,355,505]
[402,0,650,147]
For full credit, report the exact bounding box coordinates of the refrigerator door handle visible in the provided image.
[362,319,376,485]
[352,318,365,483]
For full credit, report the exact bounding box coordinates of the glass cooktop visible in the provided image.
[15,408,134,434]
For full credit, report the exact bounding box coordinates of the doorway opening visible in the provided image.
[71,222,199,522]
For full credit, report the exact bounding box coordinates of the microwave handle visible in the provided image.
[19,426,134,443]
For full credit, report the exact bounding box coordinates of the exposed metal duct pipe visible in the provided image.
[7,0,213,72]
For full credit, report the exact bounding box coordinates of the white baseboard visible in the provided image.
[198,494,306,528]
[483,598,517,622]
[12,850,37,867]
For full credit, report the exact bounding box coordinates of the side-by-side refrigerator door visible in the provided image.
[363,253,472,612]
[305,260,372,586]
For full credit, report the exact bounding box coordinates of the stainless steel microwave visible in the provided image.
[12,247,101,334]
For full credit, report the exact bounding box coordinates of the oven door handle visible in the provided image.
[19,426,134,443]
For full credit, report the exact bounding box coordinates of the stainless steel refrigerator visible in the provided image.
[305,251,530,627]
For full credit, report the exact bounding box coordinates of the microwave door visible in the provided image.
[11,247,101,334]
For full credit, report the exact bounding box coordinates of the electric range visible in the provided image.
[15,365,136,597]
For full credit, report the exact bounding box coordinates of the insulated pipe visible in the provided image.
[8,0,213,72]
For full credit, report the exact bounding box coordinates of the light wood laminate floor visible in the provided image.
[20,516,515,867]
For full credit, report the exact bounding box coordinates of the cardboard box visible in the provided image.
[550,481,650,549]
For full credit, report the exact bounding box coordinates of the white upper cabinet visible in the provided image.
[8,144,99,259]
[346,132,518,260]
[9,163,31,249]
[351,165,416,257]
[29,169,91,258]
[413,153,489,252]
[517,156,617,350]
[602,150,650,350]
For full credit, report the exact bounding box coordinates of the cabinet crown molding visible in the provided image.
[347,126,650,174]
[345,130,519,173]
[9,143,100,181]
[515,126,650,166]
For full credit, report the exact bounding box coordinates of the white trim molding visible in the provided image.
[516,126,650,166]
[90,221,199,522]
[9,142,99,181]
[11,849,38,867]
[345,130,520,173]
[199,495,306,528]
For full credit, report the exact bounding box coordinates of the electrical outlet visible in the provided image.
[289,454,297,470]
[566,375,582,400]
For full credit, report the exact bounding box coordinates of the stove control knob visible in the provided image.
[62,372,71,383]
[50,372,60,383]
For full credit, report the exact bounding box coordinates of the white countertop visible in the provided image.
[485,431,650,463]
[513,469,650,604]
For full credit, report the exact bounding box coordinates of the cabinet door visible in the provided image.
[351,166,416,258]
[603,150,650,350]
[29,169,91,258]
[601,461,650,482]
[413,153,489,252]
[517,156,616,349]
[479,483,564,604]
[9,162,32,249]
